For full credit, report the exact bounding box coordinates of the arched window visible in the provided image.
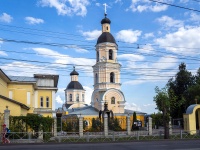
[95,73,98,84]
[76,94,79,101]
[97,51,99,62]
[82,94,84,102]
[110,72,115,83]
[111,97,115,104]
[109,49,113,60]
[69,94,72,101]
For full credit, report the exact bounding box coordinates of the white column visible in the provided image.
[127,115,131,135]
[4,107,10,128]
[79,116,83,137]
[148,117,152,135]
[34,91,38,108]
[104,114,108,137]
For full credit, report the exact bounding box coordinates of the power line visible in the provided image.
[148,0,200,12]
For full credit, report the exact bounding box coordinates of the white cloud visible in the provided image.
[156,16,183,29]
[56,95,64,104]
[180,0,189,3]
[116,29,142,43]
[95,3,100,6]
[82,30,101,40]
[25,17,44,25]
[139,44,154,53]
[155,26,200,55]
[123,55,178,85]
[143,32,154,39]
[118,54,144,61]
[32,47,95,74]
[190,12,200,22]
[38,0,90,16]
[83,86,93,105]
[1,61,58,77]
[125,102,141,111]
[66,45,89,53]
[0,13,13,23]
[127,0,170,12]
[0,51,8,56]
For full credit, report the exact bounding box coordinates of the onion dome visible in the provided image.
[67,81,83,90]
[101,14,111,24]
[97,32,116,44]
[70,67,79,76]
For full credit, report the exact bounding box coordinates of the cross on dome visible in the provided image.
[103,3,108,15]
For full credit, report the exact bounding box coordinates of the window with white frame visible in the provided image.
[46,97,49,108]
[76,94,79,101]
[82,94,84,102]
[69,94,72,101]
[27,92,30,105]
[40,97,43,107]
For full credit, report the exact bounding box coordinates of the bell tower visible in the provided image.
[91,12,125,114]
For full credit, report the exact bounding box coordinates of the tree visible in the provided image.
[167,63,195,119]
[154,86,174,139]
[188,68,200,104]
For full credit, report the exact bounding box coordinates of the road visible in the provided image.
[0,140,200,150]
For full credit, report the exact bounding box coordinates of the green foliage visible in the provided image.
[151,112,163,128]
[154,86,171,139]
[89,118,102,132]
[167,63,195,119]
[133,112,137,122]
[108,118,122,131]
[9,114,53,132]
[62,118,79,132]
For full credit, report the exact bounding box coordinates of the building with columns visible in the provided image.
[64,67,86,109]
[91,14,126,114]
[62,14,145,128]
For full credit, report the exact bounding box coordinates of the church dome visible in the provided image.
[97,32,116,44]
[101,17,111,24]
[70,69,79,76]
[66,81,83,90]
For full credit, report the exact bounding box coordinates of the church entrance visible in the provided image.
[195,108,200,130]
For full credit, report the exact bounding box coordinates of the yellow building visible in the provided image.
[61,14,146,130]
[0,69,59,117]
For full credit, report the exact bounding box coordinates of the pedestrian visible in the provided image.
[1,124,10,144]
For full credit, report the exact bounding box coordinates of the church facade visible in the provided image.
[63,14,146,129]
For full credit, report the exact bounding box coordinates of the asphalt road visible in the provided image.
[0,140,200,150]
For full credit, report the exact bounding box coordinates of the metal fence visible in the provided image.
[1,130,200,144]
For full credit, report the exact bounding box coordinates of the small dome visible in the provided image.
[97,32,116,44]
[70,69,79,76]
[67,81,83,90]
[101,17,111,24]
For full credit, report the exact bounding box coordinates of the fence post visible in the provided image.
[180,130,182,139]
[169,117,172,135]
[4,106,10,128]
[112,131,115,141]
[148,117,152,136]
[159,131,162,139]
[79,116,83,137]
[137,131,139,140]
[104,114,108,137]
[127,114,131,135]
[54,117,57,137]
[86,132,89,142]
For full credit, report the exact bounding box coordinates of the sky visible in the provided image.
[0,0,200,114]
